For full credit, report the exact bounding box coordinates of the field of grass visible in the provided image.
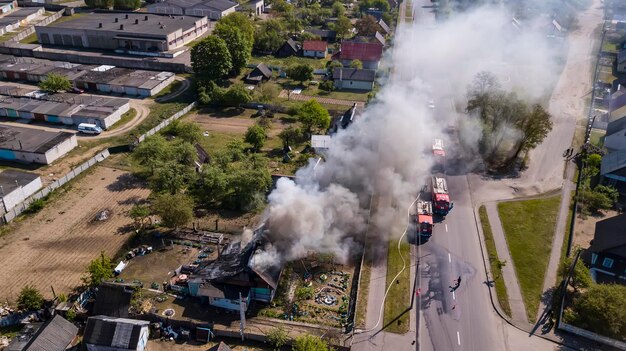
[249,55,329,70]
[497,195,561,323]
[151,80,183,99]
[589,129,605,147]
[108,108,137,131]
[479,205,512,317]
[383,238,410,334]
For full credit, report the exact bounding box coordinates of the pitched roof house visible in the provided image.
[332,67,376,90]
[302,40,327,58]
[7,315,77,351]
[275,38,299,58]
[582,213,626,284]
[84,316,149,351]
[245,63,272,84]
[333,41,383,69]
[305,28,337,42]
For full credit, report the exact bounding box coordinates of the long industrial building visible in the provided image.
[35,12,208,53]
[0,55,175,96]
[0,124,77,164]
[0,84,130,129]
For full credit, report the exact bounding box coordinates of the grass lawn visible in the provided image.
[479,205,512,317]
[249,55,329,70]
[151,79,183,99]
[383,238,410,334]
[589,129,605,147]
[497,195,561,323]
[355,252,372,328]
[19,32,38,44]
[108,108,136,131]
[601,41,618,53]
[306,85,370,102]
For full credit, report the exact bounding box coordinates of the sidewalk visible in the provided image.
[484,202,529,324]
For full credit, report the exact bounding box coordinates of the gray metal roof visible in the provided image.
[332,68,376,82]
[601,149,626,175]
[23,315,77,351]
[0,124,74,154]
[0,169,40,197]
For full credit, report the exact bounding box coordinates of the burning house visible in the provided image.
[173,232,283,312]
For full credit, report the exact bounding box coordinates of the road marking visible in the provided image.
[457,331,461,345]
[452,291,455,300]
[448,253,451,263]
[445,224,448,232]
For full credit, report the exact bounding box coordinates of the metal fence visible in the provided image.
[559,322,626,350]
[137,101,197,143]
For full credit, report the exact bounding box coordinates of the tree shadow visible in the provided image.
[106,173,144,192]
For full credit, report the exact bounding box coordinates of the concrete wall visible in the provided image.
[303,49,325,58]
[8,9,63,43]
[42,133,77,164]
[1,175,42,212]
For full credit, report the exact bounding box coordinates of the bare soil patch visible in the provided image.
[573,209,619,250]
[187,112,289,137]
[0,166,150,303]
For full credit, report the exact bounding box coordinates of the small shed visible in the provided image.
[311,135,331,153]
[275,38,299,58]
[245,63,272,85]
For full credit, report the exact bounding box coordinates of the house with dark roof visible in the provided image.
[84,316,149,351]
[305,28,337,43]
[92,282,138,318]
[147,0,238,20]
[302,40,327,58]
[332,67,376,90]
[275,38,299,58]
[582,213,626,284]
[353,32,386,46]
[619,49,626,73]
[245,63,272,85]
[333,41,383,69]
[332,103,362,133]
[6,315,77,351]
[210,342,234,351]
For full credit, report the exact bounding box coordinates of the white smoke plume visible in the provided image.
[258,4,564,266]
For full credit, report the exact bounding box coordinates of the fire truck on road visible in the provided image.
[432,138,445,171]
[416,200,433,237]
[432,176,452,215]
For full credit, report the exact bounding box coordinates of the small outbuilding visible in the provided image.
[0,169,42,213]
[245,63,272,84]
[0,124,77,164]
[302,40,327,58]
[84,316,149,351]
[6,315,78,351]
[275,38,299,58]
[332,67,376,91]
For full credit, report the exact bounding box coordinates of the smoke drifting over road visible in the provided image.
[258,5,562,266]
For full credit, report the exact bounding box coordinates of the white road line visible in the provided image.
[452,291,456,300]
[457,331,461,345]
[448,253,451,263]
[445,224,448,232]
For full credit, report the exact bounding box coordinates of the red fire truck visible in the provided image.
[432,176,452,215]
[432,138,445,170]
[416,200,433,237]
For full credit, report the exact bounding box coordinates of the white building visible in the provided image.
[0,169,41,213]
[148,0,238,20]
[0,124,77,164]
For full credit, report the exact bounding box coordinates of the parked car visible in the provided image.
[78,123,102,135]
[69,87,84,94]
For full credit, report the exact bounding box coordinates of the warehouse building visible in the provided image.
[35,13,208,53]
[0,56,175,97]
[148,0,238,20]
[0,124,77,164]
[0,169,42,213]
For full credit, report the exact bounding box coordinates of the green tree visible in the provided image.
[150,162,195,194]
[152,193,194,229]
[17,285,44,311]
[295,286,314,300]
[350,59,363,69]
[113,0,140,10]
[222,156,271,211]
[278,126,303,148]
[254,19,286,53]
[191,36,232,81]
[331,1,345,16]
[255,82,279,103]
[83,252,113,287]
[39,73,72,94]
[168,121,202,144]
[245,124,267,151]
[266,326,290,350]
[65,309,76,322]
[558,257,592,293]
[129,204,150,231]
[297,99,331,134]
[512,103,553,159]
[214,25,251,75]
[287,64,314,85]
[371,0,390,12]
[568,283,626,341]
[222,83,252,107]
[84,0,113,8]
[173,141,199,167]
[132,134,172,175]
[191,165,228,207]
[215,12,255,49]
[334,15,353,40]
[355,15,379,36]
[292,335,331,351]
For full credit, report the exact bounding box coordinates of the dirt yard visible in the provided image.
[573,209,619,250]
[0,166,150,303]
[186,112,289,137]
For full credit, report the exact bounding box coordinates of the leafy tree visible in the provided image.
[292,335,331,351]
[39,73,72,94]
[152,193,194,229]
[65,309,76,322]
[129,204,150,231]
[332,1,345,16]
[582,189,613,213]
[84,0,113,8]
[279,126,303,148]
[191,165,228,207]
[222,83,252,107]
[559,257,592,293]
[512,103,553,159]
[255,20,286,53]
[225,139,246,162]
[245,124,267,151]
[350,59,363,69]
[173,141,199,167]
[215,13,255,49]
[327,60,343,73]
[355,15,379,36]
[223,160,271,211]
[150,161,195,194]
[567,283,626,341]
[17,285,44,311]
[266,326,290,350]
[191,36,232,81]
[295,286,314,300]
[334,15,353,40]
[83,252,113,287]
[319,80,335,91]
[255,82,279,103]
[113,0,140,10]
[132,134,172,175]
[371,0,390,12]
[595,185,619,204]
[214,25,251,75]
[168,121,202,144]
[297,99,331,134]
[287,64,314,85]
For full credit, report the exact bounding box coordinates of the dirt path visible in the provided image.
[187,114,289,137]
[155,77,192,103]
[0,166,150,303]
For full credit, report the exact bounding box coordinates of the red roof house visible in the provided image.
[333,41,383,69]
[302,40,327,58]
